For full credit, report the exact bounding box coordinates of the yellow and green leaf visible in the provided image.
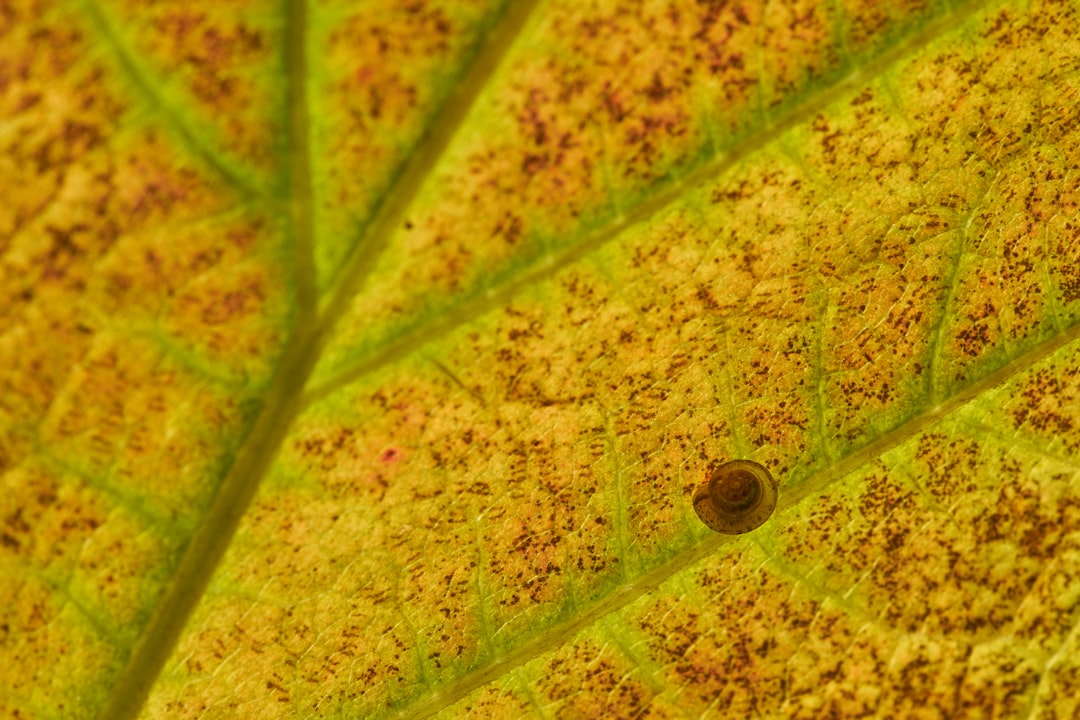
[3,0,1080,717]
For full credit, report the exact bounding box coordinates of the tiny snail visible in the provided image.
[693,459,778,534]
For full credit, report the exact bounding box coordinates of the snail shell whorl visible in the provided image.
[693,459,778,534]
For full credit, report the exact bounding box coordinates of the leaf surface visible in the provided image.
[3,0,1080,718]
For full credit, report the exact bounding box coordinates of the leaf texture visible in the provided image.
[2,0,1080,718]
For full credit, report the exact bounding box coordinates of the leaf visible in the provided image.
[3,0,1080,718]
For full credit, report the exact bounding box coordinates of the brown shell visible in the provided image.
[693,459,778,534]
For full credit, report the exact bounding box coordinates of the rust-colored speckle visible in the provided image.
[312,0,502,289]
[113,0,279,173]
[316,0,956,385]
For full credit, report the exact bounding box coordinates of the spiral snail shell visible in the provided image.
[693,459,778,534]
